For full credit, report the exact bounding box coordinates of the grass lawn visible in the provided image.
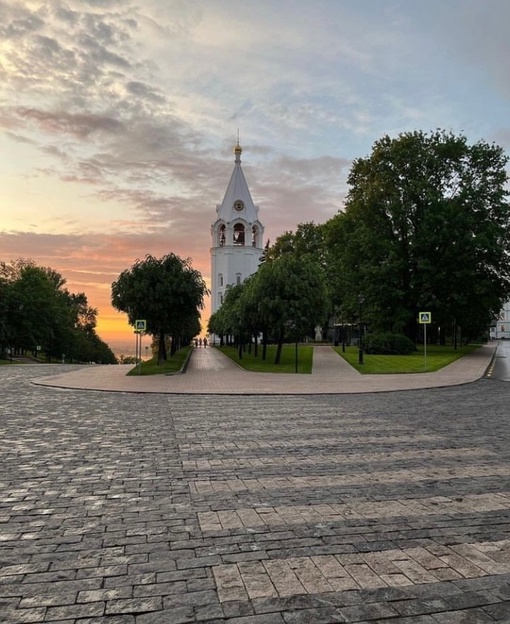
[127,346,191,376]
[335,343,481,374]
[220,344,314,373]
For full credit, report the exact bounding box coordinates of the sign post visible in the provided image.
[134,320,147,374]
[418,312,431,371]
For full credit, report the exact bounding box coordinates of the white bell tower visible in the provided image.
[211,142,264,315]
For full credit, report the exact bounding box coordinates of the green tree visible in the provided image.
[266,222,325,264]
[1,259,116,362]
[253,255,328,364]
[111,254,208,363]
[335,130,510,341]
[5,263,72,358]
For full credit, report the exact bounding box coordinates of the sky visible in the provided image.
[1,0,510,356]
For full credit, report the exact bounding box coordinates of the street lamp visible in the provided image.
[358,294,365,365]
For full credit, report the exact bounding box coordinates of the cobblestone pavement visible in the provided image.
[1,365,510,623]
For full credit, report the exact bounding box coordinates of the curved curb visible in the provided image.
[165,346,194,376]
[30,344,497,396]
[484,342,500,379]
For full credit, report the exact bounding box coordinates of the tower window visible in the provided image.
[219,274,223,287]
[252,225,258,247]
[219,224,226,247]
[233,223,245,246]
[236,273,242,285]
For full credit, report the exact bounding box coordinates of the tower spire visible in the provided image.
[234,130,242,163]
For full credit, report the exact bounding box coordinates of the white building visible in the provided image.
[490,300,510,339]
[210,142,264,315]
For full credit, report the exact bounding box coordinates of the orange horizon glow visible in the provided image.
[94,290,213,356]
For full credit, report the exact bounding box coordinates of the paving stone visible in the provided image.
[0,606,46,623]
[2,365,510,623]
[195,602,226,621]
[432,607,500,622]
[376,617,438,624]
[44,601,105,620]
[163,589,220,608]
[283,607,346,623]
[335,601,400,621]
[135,609,193,624]
[77,617,135,624]
[222,600,255,618]
[105,596,163,614]
[225,615,285,623]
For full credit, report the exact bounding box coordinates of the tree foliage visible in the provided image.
[335,130,510,341]
[254,254,328,362]
[111,254,208,362]
[0,259,116,363]
[255,130,510,346]
[209,255,328,364]
[265,222,325,265]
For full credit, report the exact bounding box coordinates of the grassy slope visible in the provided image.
[335,344,479,374]
[219,345,314,374]
[127,346,191,376]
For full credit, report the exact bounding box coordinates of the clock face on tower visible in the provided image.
[233,199,244,212]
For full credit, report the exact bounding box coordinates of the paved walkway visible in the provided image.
[1,364,510,623]
[33,343,497,395]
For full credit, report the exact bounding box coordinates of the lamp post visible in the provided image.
[358,294,365,365]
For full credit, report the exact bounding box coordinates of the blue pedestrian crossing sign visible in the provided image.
[418,312,431,324]
[135,319,147,331]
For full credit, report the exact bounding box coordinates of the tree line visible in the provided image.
[211,130,510,351]
[0,259,116,364]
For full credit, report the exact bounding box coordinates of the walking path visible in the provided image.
[33,343,497,395]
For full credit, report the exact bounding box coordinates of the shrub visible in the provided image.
[364,333,415,355]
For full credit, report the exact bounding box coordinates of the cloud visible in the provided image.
[11,107,125,138]
[1,0,509,352]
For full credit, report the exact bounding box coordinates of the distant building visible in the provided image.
[490,300,510,339]
[210,142,265,315]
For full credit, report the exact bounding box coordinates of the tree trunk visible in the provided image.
[158,331,167,363]
[274,334,284,365]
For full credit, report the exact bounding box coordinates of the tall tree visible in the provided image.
[335,130,510,341]
[111,254,208,362]
[253,254,328,364]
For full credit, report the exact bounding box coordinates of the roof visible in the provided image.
[215,143,260,224]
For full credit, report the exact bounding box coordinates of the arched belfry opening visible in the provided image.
[218,223,226,247]
[210,142,265,317]
[233,223,245,246]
